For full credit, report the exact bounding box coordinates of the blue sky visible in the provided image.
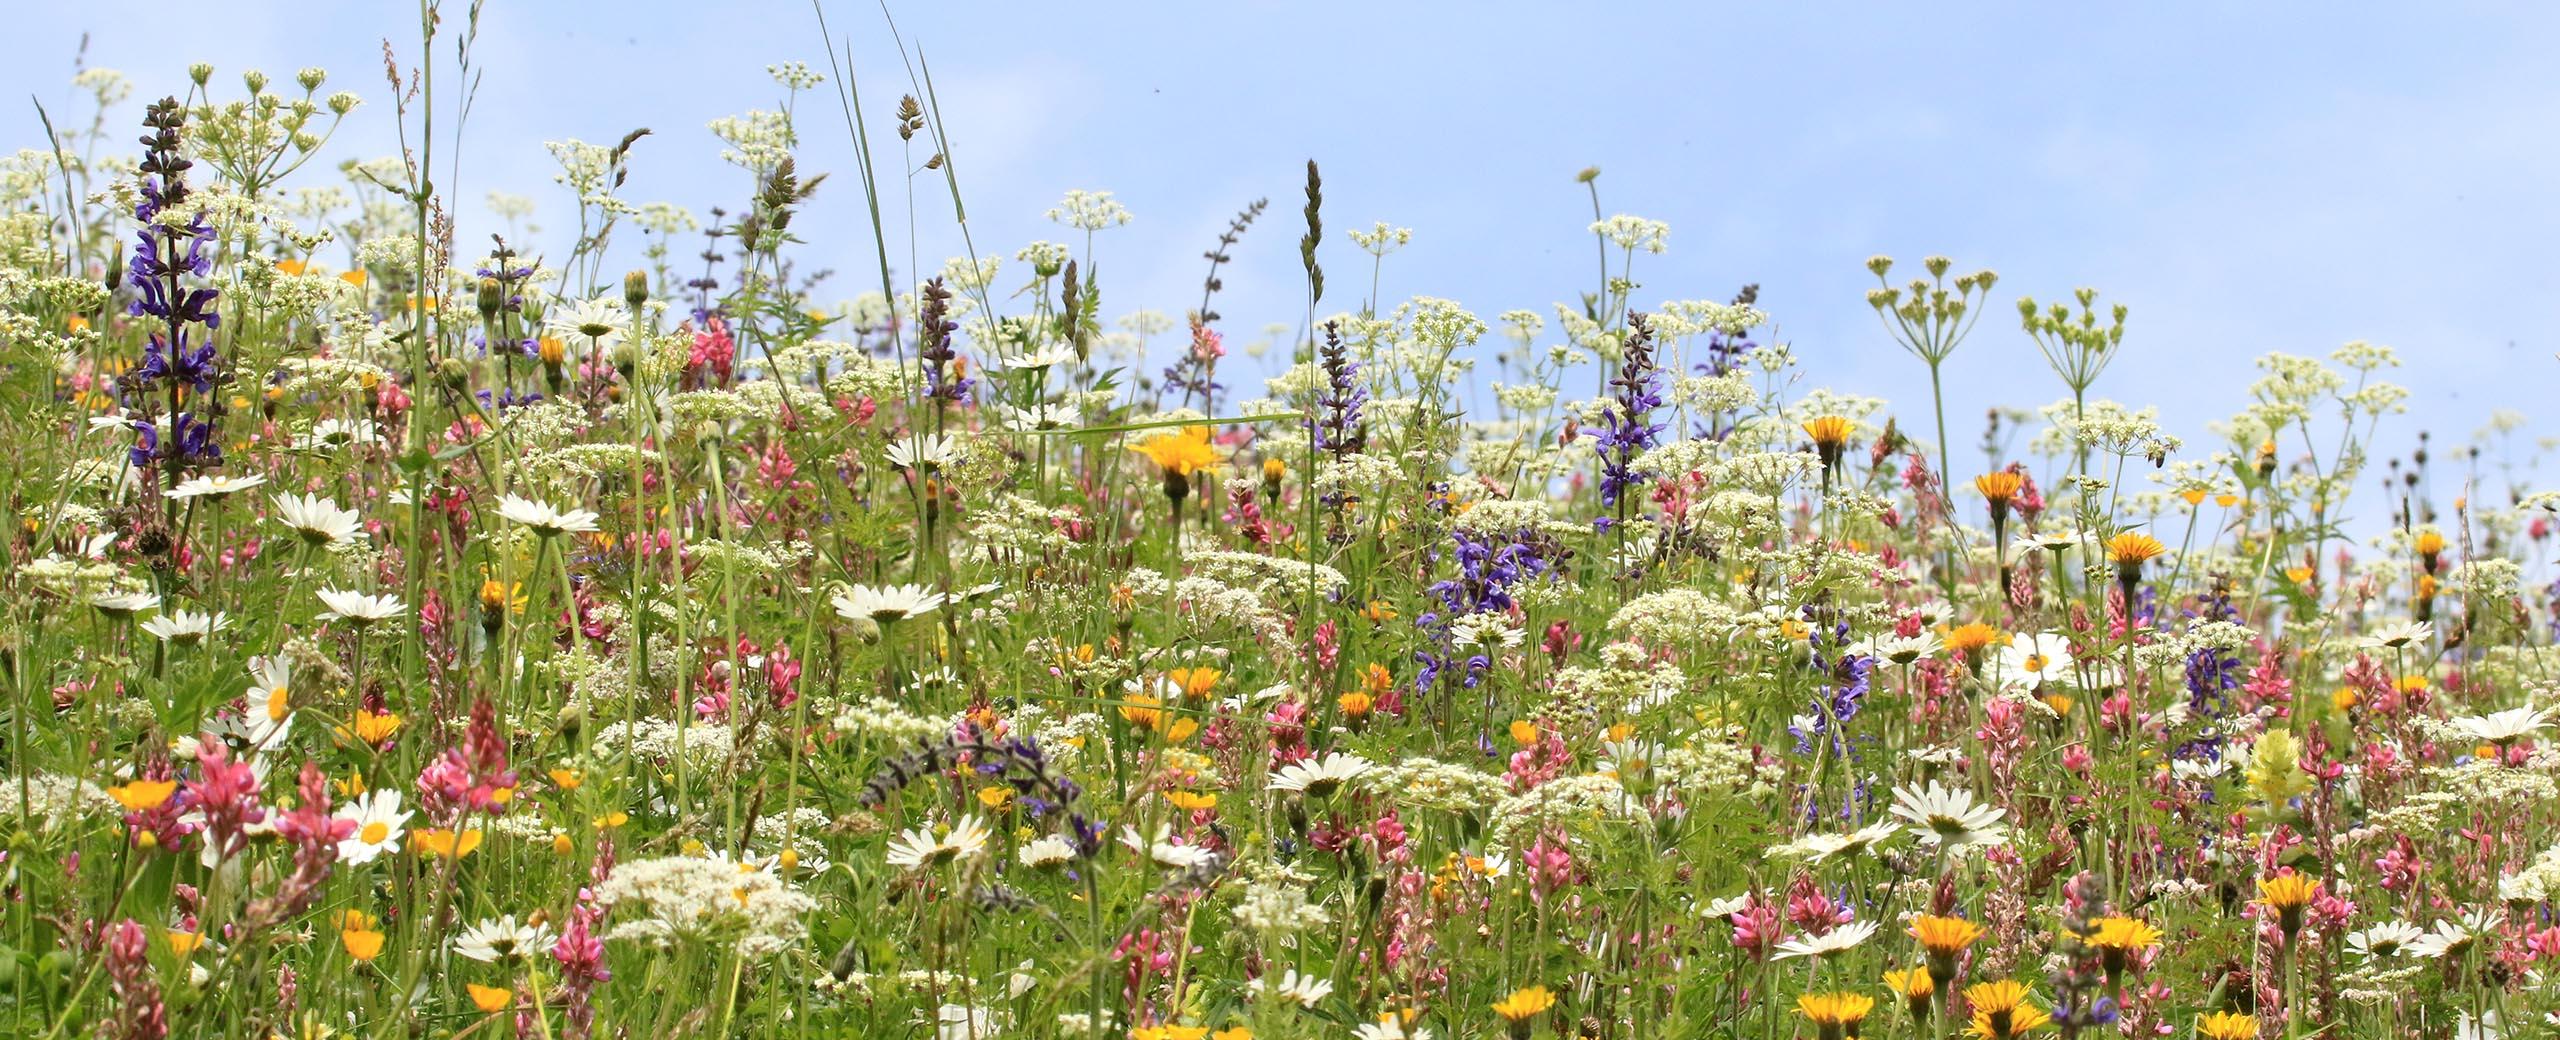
[10,2,2556,520]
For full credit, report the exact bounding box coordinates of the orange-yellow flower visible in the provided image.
[1944,623,2001,658]
[1797,991,1875,1038]
[1802,415,1854,451]
[1975,471,2023,507]
[1962,979,2049,1038]
[1166,667,1221,701]
[2105,531,2166,567]
[414,828,485,860]
[1911,914,1983,977]
[2195,1011,2256,1040]
[1492,984,1558,1024]
[468,983,515,1013]
[1130,425,1224,478]
[2255,872,2320,935]
[109,779,179,812]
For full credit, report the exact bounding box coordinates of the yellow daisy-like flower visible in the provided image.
[1166,667,1221,701]
[1802,415,1855,451]
[2088,916,2162,950]
[1797,991,1875,1038]
[1910,914,1984,966]
[1962,979,2050,1039]
[2104,531,2167,567]
[1492,985,1557,1027]
[1883,965,1934,1018]
[1974,471,2024,507]
[2195,1011,2256,1040]
[1130,425,1224,478]
[1944,622,2003,659]
[2254,872,2321,935]
[2087,916,2163,974]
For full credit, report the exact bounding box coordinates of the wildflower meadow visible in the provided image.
[4,6,2560,1040]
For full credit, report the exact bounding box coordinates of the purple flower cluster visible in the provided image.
[1311,320,1366,456]
[1789,613,1875,758]
[1415,527,1551,693]
[1592,314,1663,509]
[917,276,970,403]
[124,97,224,475]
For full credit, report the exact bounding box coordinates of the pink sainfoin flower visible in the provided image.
[105,919,168,1040]
[1727,890,1787,962]
[419,698,519,820]
[186,739,266,867]
[552,901,611,1040]
[245,761,354,927]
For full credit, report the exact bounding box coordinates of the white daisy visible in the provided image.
[2409,912,2500,960]
[1864,633,1943,666]
[884,814,991,869]
[1353,1014,1432,1040]
[832,583,946,625]
[1985,632,2075,692]
[316,589,406,626]
[169,473,269,501]
[885,433,958,471]
[1888,781,2010,850]
[543,295,631,348]
[272,493,365,547]
[1118,824,1217,869]
[1246,968,1334,1008]
[999,344,1077,371]
[1773,919,1880,960]
[332,790,413,865]
[90,590,163,619]
[241,656,297,751]
[496,494,601,537]
[2344,920,2424,959]
[141,609,228,646]
[1770,819,1902,865]
[451,914,558,964]
[1267,752,1373,798]
[2449,705,2552,746]
[2359,620,2434,651]
[1016,834,1078,869]
[1001,404,1078,431]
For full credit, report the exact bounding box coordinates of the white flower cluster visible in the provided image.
[597,854,818,957]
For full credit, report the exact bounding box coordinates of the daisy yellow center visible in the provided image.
[360,821,390,844]
[267,686,292,721]
[2023,653,2047,672]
